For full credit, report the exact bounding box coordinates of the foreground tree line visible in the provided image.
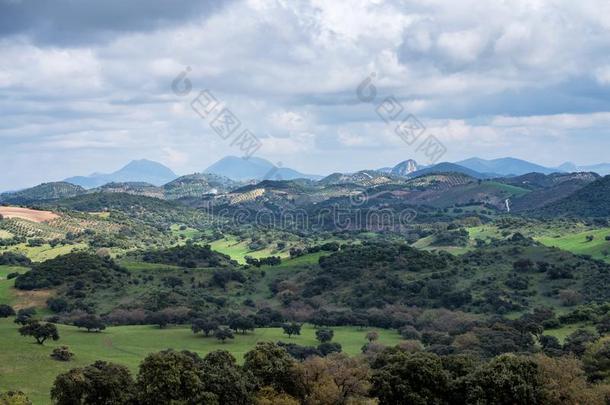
[0,342,596,404]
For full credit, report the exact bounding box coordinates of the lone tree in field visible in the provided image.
[282,322,301,338]
[366,331,380,343]
[229,315,256,335]
[19,321,59,345]
[0,304,15,318]
[146,311,171,329]
[315,328,334,343]
[51,346,74,362]
[214,327,235,343]
[74,314,106,332]
[191,318,219,337]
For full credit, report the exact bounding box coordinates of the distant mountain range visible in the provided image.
[3,156,609,219]
[557,162,610,176]
[64,159,178,188]
[2,155,609,196]
[456,157,559,176]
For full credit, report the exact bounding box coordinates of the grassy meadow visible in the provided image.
[0,265,28,306]
[0,319,402,404]
[536,227,610,263]
[209,236,291,264]
[1,243,87,263]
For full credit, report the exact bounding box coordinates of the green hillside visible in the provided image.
[0,182,86,204]
[537,227,610,263]
[534,176,610,218]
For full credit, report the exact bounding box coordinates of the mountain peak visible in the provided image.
[557,162,578,172]
[65,159,177,188]
[391,159,419,177]
[126,158,158,165]
[205,156,320,181]
[119,159,177,174]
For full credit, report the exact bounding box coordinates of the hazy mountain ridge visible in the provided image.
[7,156,608,193]
[457,157,561,176]
[65,159,178,188]
[5,156,609,218]
[205,156,321,181]
[558,161,610,176]
[407,162,499,179]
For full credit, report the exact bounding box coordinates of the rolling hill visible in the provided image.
[533,175,610,218]
[162,173,240,200]
[319,170,401,187]
[507,173,600,212]
[408,162,494,179]
[393,176,529,210]
[96,182,165,199]
[0,182,86,204]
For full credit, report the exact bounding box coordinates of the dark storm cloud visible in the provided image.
[0,0,232,45]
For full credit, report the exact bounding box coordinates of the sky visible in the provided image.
[1,0,610,190]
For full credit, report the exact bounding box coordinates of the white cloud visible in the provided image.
[337,129,369,147]
[595,66,610,85]
[1,0,610,189]
[268,110,312,133]
[436,30,487,64]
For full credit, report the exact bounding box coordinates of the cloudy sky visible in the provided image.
[2,0,610,190]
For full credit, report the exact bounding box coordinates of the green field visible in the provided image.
[537,227,610,263]
[170,224,204,239]
[0,319,403,404]
[209,237,290,264]
[467,225,506,242]
[486,181,531,196]
[543,322,597,343]
[2,243,87,262]
[467,224,610,263]
[0,265,28,305]
[411,235,472,255]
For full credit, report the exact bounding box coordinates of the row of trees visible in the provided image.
[46,342,610,405]
[191,316,304,343]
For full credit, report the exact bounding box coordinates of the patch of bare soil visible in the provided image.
[0,206,59,223]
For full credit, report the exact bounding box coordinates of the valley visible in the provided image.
[3,2,610,402]
[0,159,609,404]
